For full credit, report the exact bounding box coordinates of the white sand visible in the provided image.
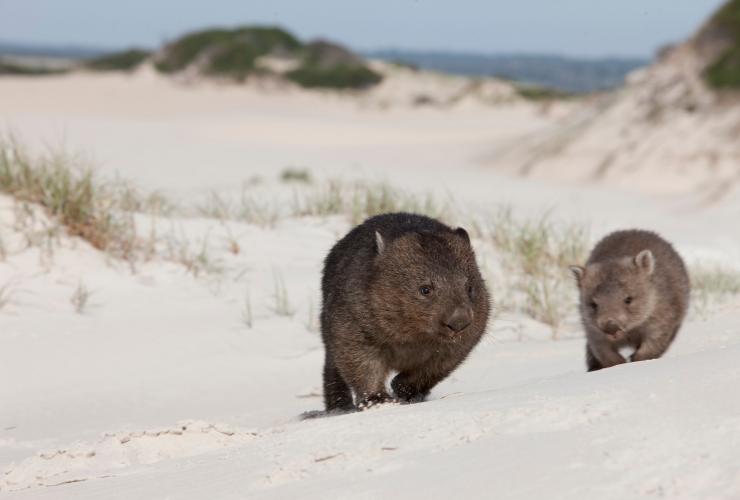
[1,68,740,499]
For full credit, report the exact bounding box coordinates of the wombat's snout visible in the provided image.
[444,307,472,333]
[600,319,623,336]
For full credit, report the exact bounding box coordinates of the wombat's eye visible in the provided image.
[419,285,433,296]
[624,296,633,305]
[589,300,598,310]
[467,284,474,298]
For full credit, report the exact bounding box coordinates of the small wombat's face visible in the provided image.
[571,250,657,340]
[370,229,488,343]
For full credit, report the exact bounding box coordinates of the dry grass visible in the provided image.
[306,295,319,333]
[15,138,737,334]
[0,137,149,262]
[293,180,447,225]
[689,264,740,318]
[5,135,740,334]
[195,189,279,228]
[271,270,295,317]
[70,280,91,314]
[1,138,109,249]
[116,182,177,216]
[164,233,223,278]
[480,208,590,337]
[242,289,253,328]
[0,281,13,310]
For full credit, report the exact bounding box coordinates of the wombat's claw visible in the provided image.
[357,393,397,410]
[398,393,426,404]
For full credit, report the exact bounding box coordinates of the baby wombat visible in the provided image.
[320,212,490,412]
[570,230,689,372]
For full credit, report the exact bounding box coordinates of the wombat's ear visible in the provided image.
[454,227,470,243]
[375,231,385,255]
[569,265,585,286]
[635,250,655,275]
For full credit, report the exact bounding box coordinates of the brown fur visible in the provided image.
[320,213,490,411]
[570,230,690,371]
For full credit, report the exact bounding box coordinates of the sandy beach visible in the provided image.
[1,61,740,499]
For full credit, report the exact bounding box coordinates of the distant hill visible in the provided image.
[0,37,649,94]
[155,27,383,89]
[0,29,384,90]
[366,50,648,93]
[153,27,383,89]
[0,40,108,59]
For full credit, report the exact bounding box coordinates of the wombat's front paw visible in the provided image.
[391,377,427,404]
[357,391,396,410]
[401,393,426,404]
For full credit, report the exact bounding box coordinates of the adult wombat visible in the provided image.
[570,229,689,371]
[320,212,490,411]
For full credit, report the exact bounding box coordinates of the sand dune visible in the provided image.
[494,20,740,200]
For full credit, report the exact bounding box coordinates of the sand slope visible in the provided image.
[495,27,740,200]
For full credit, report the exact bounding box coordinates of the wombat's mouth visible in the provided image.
[439,325,467,341]
[603,329,626,340]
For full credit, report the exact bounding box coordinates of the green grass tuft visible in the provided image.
[689,264,740,317]
[0,137,149,260]
[485,208,589,336]
[292,180,446,225]
[280,167,312,183]
[286,64,382,89]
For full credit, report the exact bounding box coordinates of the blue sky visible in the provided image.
[0,0,726,57]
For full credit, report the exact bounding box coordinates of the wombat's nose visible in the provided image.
[445,307,471,333]
[602,320,622,335]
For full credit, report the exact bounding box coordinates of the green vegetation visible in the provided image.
[515,83,571,101]
[86,49,150,71]
[480,208,590,336]
[194,189,279,228]
[703,0,740,89]
[271,270,295,317]
[0,137,154,260]
[286,40,382,89]
[154,26,300,80]
[0,60,67,76]
[7,133,738,329]
[705,46,740,88]
[286,64,382,89]
[691,265,740,296]
[0,24,382,89]
[292,180,445,225]
[154,26,381,87]
[280,167,312,183]
[689,264,740,317]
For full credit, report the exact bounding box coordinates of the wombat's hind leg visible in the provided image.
[586,344,604,372]
[323,353,354,412]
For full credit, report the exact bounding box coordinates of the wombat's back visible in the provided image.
[321,212,451,302]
